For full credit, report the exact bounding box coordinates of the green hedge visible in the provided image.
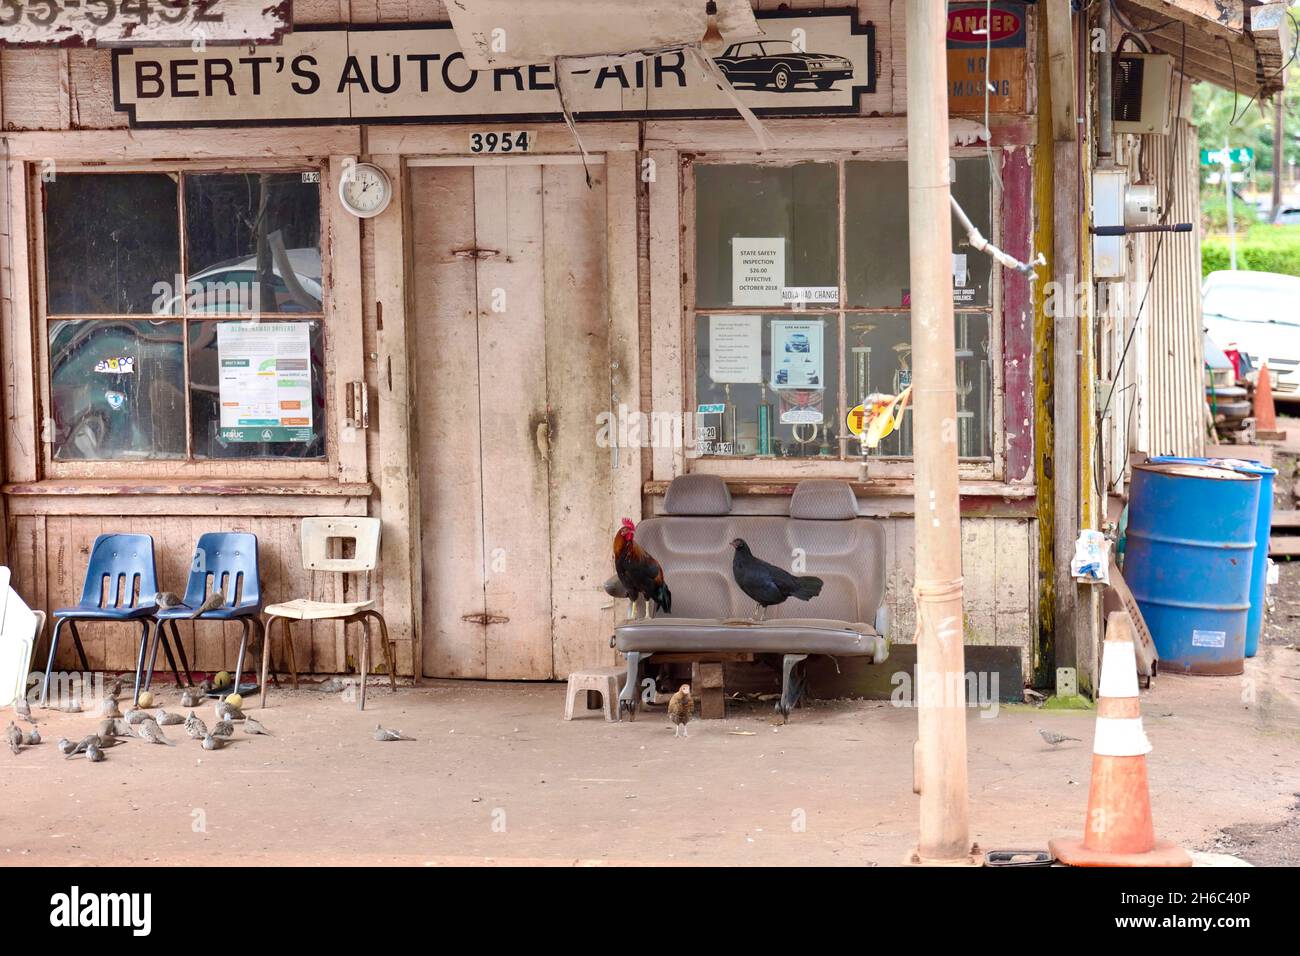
[1202,226,1300,278]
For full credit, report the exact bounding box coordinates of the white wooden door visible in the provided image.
[413,161,616,680]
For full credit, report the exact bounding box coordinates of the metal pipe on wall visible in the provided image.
[904,0,973,865]
[1098,0,1113,159]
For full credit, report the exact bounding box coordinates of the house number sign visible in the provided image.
[0,0,290,47]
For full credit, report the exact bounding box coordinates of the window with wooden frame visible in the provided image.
[37,168,327,468]
[685,153,1001,479]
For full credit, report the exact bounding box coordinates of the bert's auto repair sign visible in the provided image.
[112,16,875,127]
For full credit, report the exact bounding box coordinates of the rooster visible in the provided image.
[730,538,824,620]
[613,518,672,620]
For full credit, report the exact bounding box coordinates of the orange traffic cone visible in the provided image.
[1049,612,1191,867]
[1254,362,1278,433]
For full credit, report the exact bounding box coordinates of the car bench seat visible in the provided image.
[613,476,890,720]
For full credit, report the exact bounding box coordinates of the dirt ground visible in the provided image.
[4,633,1299,866]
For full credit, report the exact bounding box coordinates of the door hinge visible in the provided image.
[346,380,370,429]
[461,612,510,625]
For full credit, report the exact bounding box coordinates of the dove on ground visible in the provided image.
[65,734,100,757]
[124,709,148,725]
[6,722,22,754]
[85,742,104,762]
[1039,729,1083,748]
[180,688,203,708]
[100,698,122,718]
[110,718,133,737]
[135,717,175,746]
[21,728,40,746]
[190,590,226,618]
[156,710,184,726]
[197,678,216,695]
[211,720,234,739]
[243,717,271,736]
[103,677,124,700]
[185,711,208,739]
[214,700,243,722]
[201,734,223,751]
[373,724,413,742]
[317,677,347,694]
[14,696,35,723]
[57,737,75,755]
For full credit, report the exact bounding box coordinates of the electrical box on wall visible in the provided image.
[1112,53,1174,135]
[1093,169,1127,280]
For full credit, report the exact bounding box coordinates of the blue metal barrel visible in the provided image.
[1125,462,1260,676]
[1149,456,1276,657]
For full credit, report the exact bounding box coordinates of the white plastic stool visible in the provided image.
[564,666,627,721]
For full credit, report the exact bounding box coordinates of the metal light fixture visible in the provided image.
[702,1,726,56]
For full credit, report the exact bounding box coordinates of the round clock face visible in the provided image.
[339,163,392,218]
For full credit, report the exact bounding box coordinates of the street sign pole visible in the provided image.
[1224,137,1238,271]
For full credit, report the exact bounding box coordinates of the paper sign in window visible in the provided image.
[732,238,785,307]
[216,322,314,442]
[708,314,763,383]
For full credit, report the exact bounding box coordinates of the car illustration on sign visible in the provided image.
[715,40,854,92]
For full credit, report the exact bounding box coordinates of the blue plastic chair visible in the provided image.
[41,533,189,706]
[148,532,263,700]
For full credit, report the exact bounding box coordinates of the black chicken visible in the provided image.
[730,538,824,620]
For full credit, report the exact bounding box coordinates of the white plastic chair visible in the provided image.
[260,518,396,710]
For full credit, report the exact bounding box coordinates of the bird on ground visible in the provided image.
[613,518,672,620]
[201,734,223,751]
[135,717,174,746]
[190,591,226,618]
[185,711,208,740]
[243,718,271,736]
[123,709,148,725]
[85,742,104,762]
[215,701,242,722]
[667,684,693,738]
[14,697,34,723]
[109,718,133,737]
[729,539,824,621]
[57,737,75,755]
[100,698,122,718]
[153,591,184,611]
[211,720,234,739]
[373,724,413,741]
[21,728,40,746]
[6,722,23,754]
[1039,729,1082,748]
[180,688,203,708]
[65,734,100,757]
[197,678,216,695]
[157,710,184,726]
[103,676,124,700]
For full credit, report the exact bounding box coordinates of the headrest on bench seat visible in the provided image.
[789,480,859,520]
[663,474,732,515]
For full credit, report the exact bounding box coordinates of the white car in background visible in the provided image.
[1202,270,1300,399]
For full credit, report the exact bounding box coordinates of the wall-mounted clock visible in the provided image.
[338,162,392,219]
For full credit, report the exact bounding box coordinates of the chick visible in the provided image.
[667,683,693,738]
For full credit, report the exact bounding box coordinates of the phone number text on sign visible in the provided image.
[0,0,290,47]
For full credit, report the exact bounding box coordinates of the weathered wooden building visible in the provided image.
[0,1,1287,693]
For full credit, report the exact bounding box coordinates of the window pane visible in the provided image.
[184,173,322,314]
[48,320,185,460]
[44,174,180,315]
[694,313,840,459]
[844,312,991,459]
[694,163,838,308]
[189,320,326,459]
[845,158,993,308]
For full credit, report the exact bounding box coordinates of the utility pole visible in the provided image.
[904,0,973,866]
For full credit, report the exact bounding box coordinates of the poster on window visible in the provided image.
[732,239,785,307]
[217,323,314,443]
[770,319,824,391]
[708,314,763,383]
